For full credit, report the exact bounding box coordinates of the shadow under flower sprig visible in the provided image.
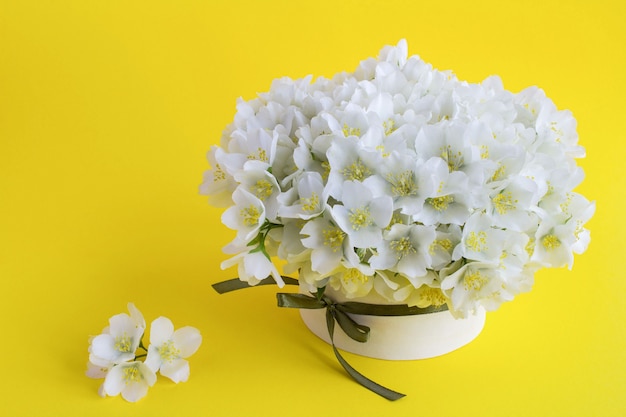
[87,303,202,402]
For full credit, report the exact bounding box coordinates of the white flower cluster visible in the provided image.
[87,303,202,402]
[201,40,594,317]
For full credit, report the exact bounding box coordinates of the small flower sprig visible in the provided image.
[86,303,202,402]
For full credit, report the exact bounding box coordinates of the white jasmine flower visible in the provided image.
[534,166,585,218]
[331,181,393,248]
[483,137,527,186]
[415,122,493,185]
[297,259,332,289]
[429,225,462,271]
[89,303,146,367]
[291,137,327,179]
[278,172,327,220]
[221,249,285,287]
[221,187,266,244]
[530,218,580,269]
[514,86,549,125]
[452,212,507,264]
[535,100,585,158]
[414,157,472,226]
[233,161,281,221]
[488,175,540,231]
[102,361,156,403]
[370,151,431,215]
[373,269,444,307]
[370,224,436,283]
[440,262,512,317]
[199,146,237,208]
[271,131,301,184]
[145,317,202,383]
[300,212,346,276]
[568,197,595,255]
[408,284,450,309]
[270,218,309,262]
[379,38,408,67]
[329,265,375,299]
[220,128,278,174]
[325,136,379,199]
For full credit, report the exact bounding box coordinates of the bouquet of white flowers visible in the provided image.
[201,39,594,319]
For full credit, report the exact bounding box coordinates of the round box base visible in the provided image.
[299,294,486,360]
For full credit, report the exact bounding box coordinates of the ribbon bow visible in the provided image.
[213,277,448,401]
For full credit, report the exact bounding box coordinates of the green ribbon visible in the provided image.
[212,276,448,401]
[212,276,299,293]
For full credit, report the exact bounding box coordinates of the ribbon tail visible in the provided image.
[212,276,299,294]
[325,309,406,401]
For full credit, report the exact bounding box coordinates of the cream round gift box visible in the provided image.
[299,285,486,360]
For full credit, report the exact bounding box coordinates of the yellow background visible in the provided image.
[1,1,624,416]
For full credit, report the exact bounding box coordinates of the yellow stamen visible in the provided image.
[542,234,561,251]
[465,231,488,252]
[321,161,331,180]
[389,237,416,259]
[387,171,417,197]
[375,145,391,158]
[429,238,453,254]
[525,238,535,257]
[323,228,346,252]
[348,207,373,230]
[383,119,396,136]
[123,364,143,384]
[427,195,454,211]
[342,268,368,284]
[480,145,489,159]
[251,179,273,201]
[464,270,487,291]
[418,286,447,306]
[247,147,268,162]
[342,124,361,137]
[114,334,133,353]
[492,192,517,215]
[157,340,181,363]
[241,205,261,227]
[440,145,464,171]
[491,164,506,182]
[301,192,320,212]
[213,163,226,182]
[559,193,573,214]
[341,160,371,181]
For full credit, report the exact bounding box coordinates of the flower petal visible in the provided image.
[160,358,190,383]
[150,316,174,346]
[121,382,150,403]
[139,362,157,386]
[172,326,202,358]
[86,361,108,379]
[90,334,117,362]
[127,303,146,329]
[102,365,125,396]
[108,313,137,338]
[144,345,162,373]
